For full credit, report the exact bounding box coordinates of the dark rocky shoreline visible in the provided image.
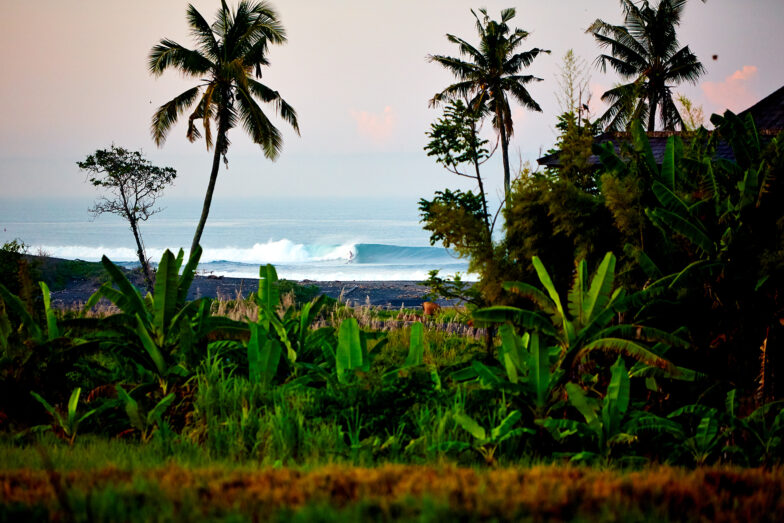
[49,274,452,309]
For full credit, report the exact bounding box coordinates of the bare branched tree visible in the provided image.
[77,146,176,290]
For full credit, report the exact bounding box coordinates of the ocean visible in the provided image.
[0,197,471,281]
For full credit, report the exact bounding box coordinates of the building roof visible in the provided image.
[537,85,784,168]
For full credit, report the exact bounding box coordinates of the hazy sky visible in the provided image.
[2,0,783,207]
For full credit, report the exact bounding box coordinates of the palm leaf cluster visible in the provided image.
[588,0,705,132]
[149,0,298,158]
[429,8,549,201]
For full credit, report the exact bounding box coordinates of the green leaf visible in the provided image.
[39,282,60,340]
[454,413,486,441]
[67,388,81,431]
[567,260,588,325]
[405,322,424,367]
[528,333,551,411]
[135,314,168,376]
[490,410,522,441]
[602,357,630,438]
[579,337,678,376]
[147,393,175,426]
[257,264,280,314]
[248,323,263,384]
[498,324,522,383]
[177,246,202,306]
[472,360,503,387]
[153,249,179,333]
[0,283,43,343]
[583,252,616,324]
[336,318,363,384]
[472,306,557,337]
[532,256,566,321]
[116,386,145,432]
[100,255,147,318]
[259,338,282,387]
[661,136,676,189]
[566,382,600,432]
[647,208,715,256]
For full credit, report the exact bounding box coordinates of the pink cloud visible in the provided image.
[701,65,759,113]
[349,106,396,143]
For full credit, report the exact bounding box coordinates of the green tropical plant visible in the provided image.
[84,247,244,387]
[598,113,784,398]
[437,409,531,464]
[474,252,687,381]
[116,385,175,443]
[336,318,368,385]
[538,357,635,461]
[30,388,97,445]
[149,0,300,255]
[588,0,705,131]
[429,7,549,202]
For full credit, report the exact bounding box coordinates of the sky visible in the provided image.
[2,0,783,208]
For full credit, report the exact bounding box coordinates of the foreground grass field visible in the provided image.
[3,456,783,522]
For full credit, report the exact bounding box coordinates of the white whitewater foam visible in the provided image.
[33,240,357,264]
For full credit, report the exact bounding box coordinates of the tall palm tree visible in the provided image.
[149,0,299,255]
[429,8,548,204]
[588,0,705,132]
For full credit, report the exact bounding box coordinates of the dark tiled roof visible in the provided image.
[738,85,784,131]
[538,85,784,168]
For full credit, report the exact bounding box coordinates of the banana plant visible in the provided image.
[83,247,244,386]
[0,281,66,347]
[538,357,635,461]
[30,387,97,445]
[255,264,330,365]
[336,318,369,384]
[737,401,784,466]
[116,385,175,443]
[247,323,282,388]
[436,410,532,465]
[474,252,688,382]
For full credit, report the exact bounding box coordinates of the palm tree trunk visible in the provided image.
[499,121,511,207]
[647,90,659,132]
[190,128,225,257]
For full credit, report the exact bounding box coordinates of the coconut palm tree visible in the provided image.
[429,8,548,205]
[588,0,705,132]
[149,1,299,255]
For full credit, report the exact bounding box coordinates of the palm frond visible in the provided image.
[148,39,212,77]
[151,87,201,145]
[578,337,678,375]
[186,4,220,59]
[247,79,300,134]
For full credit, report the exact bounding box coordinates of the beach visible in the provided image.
[47,273,444,309]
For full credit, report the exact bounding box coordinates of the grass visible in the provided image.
[2,450,783,522]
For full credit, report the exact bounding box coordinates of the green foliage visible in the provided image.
[116,385,175,443]
[83,247,244,386]
[474,252,686,381]
[588,0,705,131]
[539,357,634,461]
[30,387,98,445]
[429,7,549,200]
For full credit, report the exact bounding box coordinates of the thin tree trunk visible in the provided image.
[499,120,511,207]
[471,122,490,231]
[647,90,658,132]
[129,217,153,291]
[190,127,225,258]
